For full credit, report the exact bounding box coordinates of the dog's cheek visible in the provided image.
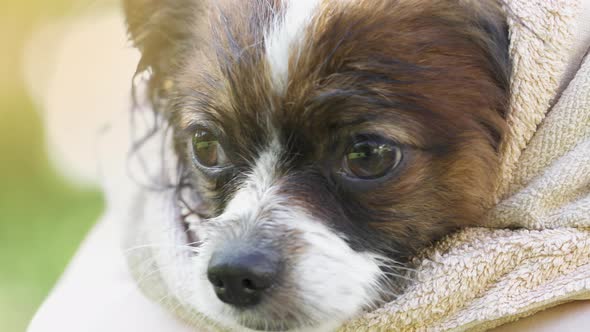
[437,135,502,222]
[286,214,384,323]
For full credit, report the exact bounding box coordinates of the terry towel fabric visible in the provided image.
[341,0,590,330]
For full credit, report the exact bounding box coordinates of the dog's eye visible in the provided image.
[343,137,402,179]
[192,129,227,168]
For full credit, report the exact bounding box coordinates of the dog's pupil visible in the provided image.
[192,130,220,167]
[346,141,398,179]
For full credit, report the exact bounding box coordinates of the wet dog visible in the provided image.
[123,0,510,330]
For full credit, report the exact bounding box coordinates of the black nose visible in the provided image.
[207,247,280,307]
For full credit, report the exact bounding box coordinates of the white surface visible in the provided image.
[27,213,195,332]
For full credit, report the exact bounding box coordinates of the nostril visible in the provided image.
[242,278,254,289]
[242,278,256,293]
[210,276,224,289]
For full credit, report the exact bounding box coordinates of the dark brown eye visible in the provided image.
[343,137,402,179]
[192,129,227,168]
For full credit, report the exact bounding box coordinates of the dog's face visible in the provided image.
[124,0,509,330]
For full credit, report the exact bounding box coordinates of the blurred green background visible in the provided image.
[0,1,108,330]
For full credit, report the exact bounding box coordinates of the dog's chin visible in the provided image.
[207,303,346,332]
[234,319,341,332]
[231,314,301,332]
[239,320,292,332]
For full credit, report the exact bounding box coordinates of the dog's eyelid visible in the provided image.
[193,162,234,177]
[180,121,229,144]
[189,143,234,176]
[348,132,403,147]
[184,121,218,134]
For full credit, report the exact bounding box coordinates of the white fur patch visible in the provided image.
[219,138,282,220]
[276,208,384,327]
[265,0,322,94]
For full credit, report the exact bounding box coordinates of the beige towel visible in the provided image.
[341,0,590,330]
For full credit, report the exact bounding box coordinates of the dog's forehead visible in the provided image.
[175,0,419,149]
[173,1,363,153]
[264,0,323,95]
[174,0,500,156]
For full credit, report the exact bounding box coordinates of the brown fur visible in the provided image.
[126,0,510,262]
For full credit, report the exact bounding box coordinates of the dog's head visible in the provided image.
[124,0,510,330]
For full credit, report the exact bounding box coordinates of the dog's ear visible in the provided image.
[123,0,208,107]
[123,0,207,71]
[463,0,511,98]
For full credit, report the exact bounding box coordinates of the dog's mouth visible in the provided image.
[175,187,206,249]
[179,209,202,249]
[236,319,295,331]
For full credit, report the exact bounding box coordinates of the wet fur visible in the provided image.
[124,0,510,329]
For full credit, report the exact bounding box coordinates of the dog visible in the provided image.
[123,0,510,330]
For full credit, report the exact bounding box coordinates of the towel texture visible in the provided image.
[340,0,590,330]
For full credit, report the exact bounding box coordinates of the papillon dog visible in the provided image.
[123,0,510,330]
